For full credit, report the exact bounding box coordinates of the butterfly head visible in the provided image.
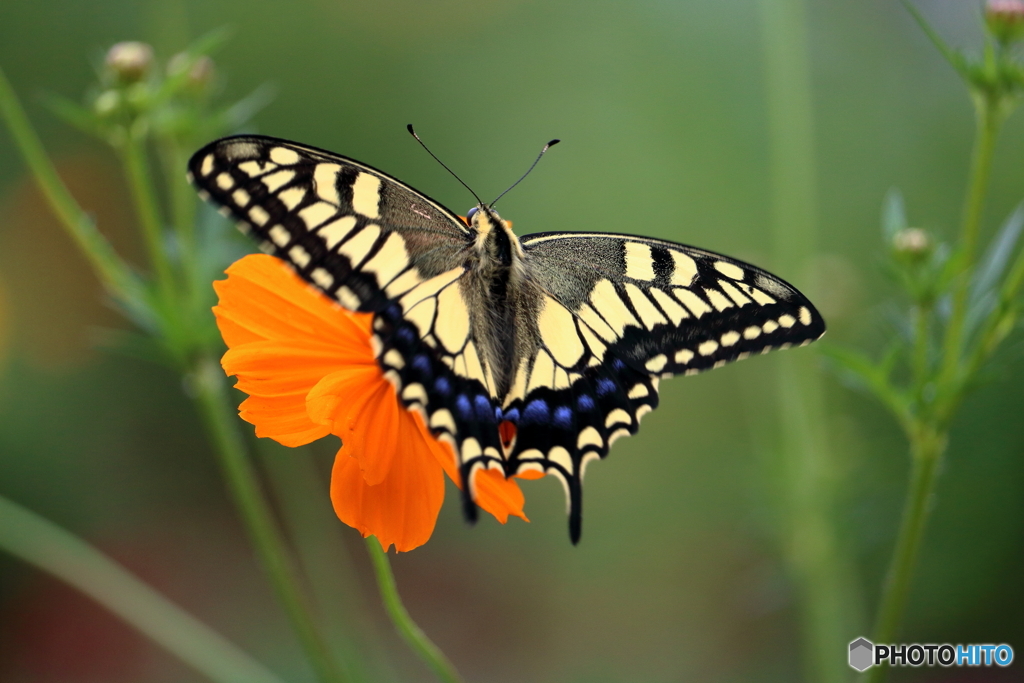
[468,204,523,265]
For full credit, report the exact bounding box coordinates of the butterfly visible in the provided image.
[188,134,825,543]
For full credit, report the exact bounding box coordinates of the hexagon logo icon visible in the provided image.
[849,637,874,671]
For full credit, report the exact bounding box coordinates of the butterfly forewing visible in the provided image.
[520,232,825,375]
[188,135,473,312]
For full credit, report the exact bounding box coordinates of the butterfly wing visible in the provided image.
[188,135,474,312]
[501,232,825,541]
[190,136,510,523]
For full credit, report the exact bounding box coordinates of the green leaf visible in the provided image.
[90,327,176,368]
[966,202,1024,336]
[901,0,973,80]
[882,187,907,242]
[218,83,276,133]
[820,343,911,425]
[39,92,105,138]
[972,202,1024,304]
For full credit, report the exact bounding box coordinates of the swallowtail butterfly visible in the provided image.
[189,135,825,543]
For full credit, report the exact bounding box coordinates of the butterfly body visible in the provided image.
[189,134,826,543]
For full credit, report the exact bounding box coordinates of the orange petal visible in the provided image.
[329,405,446,552]
[308,368,399,486]
[214,255,376,448]
[213,254,373,348]
[513,469,547,480]
[473,468,528,523]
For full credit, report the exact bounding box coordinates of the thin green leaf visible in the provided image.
[0,495,287,683]
[882,187,907,242]
[901,0,972,79]
[966,202,1024,335]
[39,92,105,138]
[820,343,911,425]
[218,83,276,132]
[971,202,1024,304]
[0,65,142,304]
[90,327,176,368]
[820,344,884,391]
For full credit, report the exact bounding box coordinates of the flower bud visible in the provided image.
[93,89,121,117]
[105,41,154,83]
[986,0,1024,44]
[168,53,216,95]
[892,228,932,262]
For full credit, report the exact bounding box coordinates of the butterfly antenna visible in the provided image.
[407,124,483,206]
[490,138,560,207]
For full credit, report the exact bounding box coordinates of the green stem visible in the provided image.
[758,1,861,682]
[0,494,286,683]
[160,138,199,289]
[121,129,178,308]
[866,426,947,683]
[938,94,1002,394]
[364,537,463,683]
[911,303,932,395]
[0,64,140,303]
[191,357,345,683]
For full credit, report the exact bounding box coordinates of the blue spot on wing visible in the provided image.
[577,394,595,411]
[435,377,451,396]
[522,399,550,424]
[412,354,432,377]
[596,378,616,396]
[456,394,472,419]
[553,406,573,429]
[474,395,493,421]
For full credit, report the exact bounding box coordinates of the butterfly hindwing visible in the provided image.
[188,135,472,312]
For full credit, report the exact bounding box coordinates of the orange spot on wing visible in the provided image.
[499,420,517,450]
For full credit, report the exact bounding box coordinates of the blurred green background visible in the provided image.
[0,0,1022,681]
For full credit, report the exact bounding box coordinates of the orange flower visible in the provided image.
[213,254,529,552]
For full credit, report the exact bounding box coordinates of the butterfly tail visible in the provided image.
[568,476,583,545]
[459,464,480,526]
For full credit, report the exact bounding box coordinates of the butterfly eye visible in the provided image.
[466,207,479,221]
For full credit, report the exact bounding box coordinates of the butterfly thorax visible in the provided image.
[464,205,532,400]
[469,205,523,264]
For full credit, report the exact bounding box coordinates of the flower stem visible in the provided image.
[0,494,286,683]
[191,357,346,683]
[0,63,139,302]
[159,139,201,303]
[120,129,178,309]
[364,537,463,683]
[911,303,932,393]
[938,93,1002,399]
[867,426,946,683]
[757,1,861,681]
